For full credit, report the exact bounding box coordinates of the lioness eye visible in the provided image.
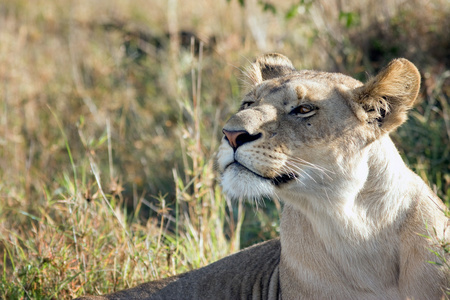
[290,104,316,117]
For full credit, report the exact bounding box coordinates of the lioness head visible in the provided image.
[217,54,420,207]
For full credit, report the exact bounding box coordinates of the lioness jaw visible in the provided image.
[78,54,448,299]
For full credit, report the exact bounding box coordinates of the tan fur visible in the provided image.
[78,55,448,299]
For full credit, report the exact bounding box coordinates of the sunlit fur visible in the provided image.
[218,54,448,299]
[77,54,448,300]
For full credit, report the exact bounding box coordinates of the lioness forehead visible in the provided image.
[250,70,363,97]
[248,70,362,104]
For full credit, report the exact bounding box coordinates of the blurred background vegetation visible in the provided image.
[0,0,448,298]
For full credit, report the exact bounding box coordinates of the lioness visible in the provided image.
[78,54,449,299]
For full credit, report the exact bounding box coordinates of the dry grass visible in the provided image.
[0,0,448,298]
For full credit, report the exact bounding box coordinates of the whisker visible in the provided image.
[286,154,335,175]
[280,165,306,185]
[285,161,323,184]
[285,156,334,180]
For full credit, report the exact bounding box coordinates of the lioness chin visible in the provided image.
[78,54,449,300]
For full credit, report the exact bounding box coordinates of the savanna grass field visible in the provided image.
[0,0,449,298]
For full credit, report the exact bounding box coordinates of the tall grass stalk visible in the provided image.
[171,37,244,269]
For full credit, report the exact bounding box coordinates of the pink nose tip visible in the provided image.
[222,129,247,149]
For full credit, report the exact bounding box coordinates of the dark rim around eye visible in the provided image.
[290,104,315,115]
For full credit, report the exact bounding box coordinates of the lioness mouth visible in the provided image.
[271,173,297,186]
[228,161,297,186]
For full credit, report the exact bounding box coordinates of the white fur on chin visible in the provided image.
[221,164,274,200]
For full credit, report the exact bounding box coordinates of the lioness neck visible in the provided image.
[279,135,417,298]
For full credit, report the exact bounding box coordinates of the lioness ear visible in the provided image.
[245,53,296,85]
[353,58,420,133]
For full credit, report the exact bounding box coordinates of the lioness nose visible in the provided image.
[222,129,262,150]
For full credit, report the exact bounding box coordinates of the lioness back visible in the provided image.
[78,239,281,299]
